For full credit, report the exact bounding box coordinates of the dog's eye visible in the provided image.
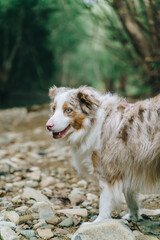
[65,108,72,113]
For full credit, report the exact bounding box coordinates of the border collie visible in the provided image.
[46,86,160,223]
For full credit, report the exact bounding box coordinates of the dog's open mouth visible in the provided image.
[52,125,71,139]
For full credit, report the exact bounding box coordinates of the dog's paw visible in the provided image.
[122,213,142,221]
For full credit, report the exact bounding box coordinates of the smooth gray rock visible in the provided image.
[72,220,136,240]
[0,226,18,240]
[22,187,52,204]
[20,230,36,239]
[30,201,55,220]
[59,217,74,227]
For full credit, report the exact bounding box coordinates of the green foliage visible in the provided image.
[0,0,159,108]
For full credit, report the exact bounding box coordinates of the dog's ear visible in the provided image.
[77,87,100,114]
[49,86,57,100]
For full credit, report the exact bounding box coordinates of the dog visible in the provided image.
[46,85,160,223]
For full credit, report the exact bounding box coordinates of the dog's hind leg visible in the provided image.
[123,189,142,221]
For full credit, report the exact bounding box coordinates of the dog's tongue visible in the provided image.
[52,125,70,139]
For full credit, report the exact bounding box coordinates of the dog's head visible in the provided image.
[46,86,100,141]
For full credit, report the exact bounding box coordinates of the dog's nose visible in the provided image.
[46,122,54,131]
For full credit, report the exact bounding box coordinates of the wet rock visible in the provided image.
[22,187,51,204]
[30,202,55,220]
[37,228,53,239]
[59,217,74,227]
[72,219,135,240]
[20,230,36,239]
[0,226,18,240]
[40,176,55,188]
[57,208,88,217]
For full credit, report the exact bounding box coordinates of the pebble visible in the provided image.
[40,176,55,188]
[86,193,98,202]
[69,193,84,206]
[55,182,66,189]
[54,228,69,235]
[37,228,53,239]
[57,208,88,217]
[77,180,87,188]
[4,211,19,225]
[22,187,51,204]
[46,217,61,225]
[30,201,55,220]
[0,226,18,240]
[59,217,74,227]
[33,219,47,230]
[0,221,16,228]
[28,170,41,181]
[20,230,36,239]
[15,205,28,215]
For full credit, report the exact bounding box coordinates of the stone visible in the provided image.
[46,217,61,225]
[0,226,18,240]
[59,217,74,227]
[72,220,136,240]
[140,208,160,216]
[33,219,47,230]
[15,205,28,215]
[69,194,85,206]
[77,180,87,188]
[37,228,53,239]
[28,170,41,181]
[57,208,88,217]
[4,211,19,225]
[54,228,69,235]
[55,182,66,189]
[30,202,55,220]
[20,230,36,239]
[136,236,159,240]
[25,180,39,188]
[86,193,98,202]
[40,176,55,188]
[22,187,51,204]
[70,188,84,195]
[0,221,16,228]
[11,195,21,203]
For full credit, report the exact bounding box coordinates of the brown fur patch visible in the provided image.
[63,102,85,130]
[77,91,99,115]
[128,115,134,124]
[138,106,145,122]
[91,151,99,170]
[70,113,85,130]
[119,124,128,143]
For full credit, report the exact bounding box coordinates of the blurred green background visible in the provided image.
[0,0,160,108]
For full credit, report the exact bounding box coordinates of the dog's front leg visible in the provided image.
[82,180,114,226]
